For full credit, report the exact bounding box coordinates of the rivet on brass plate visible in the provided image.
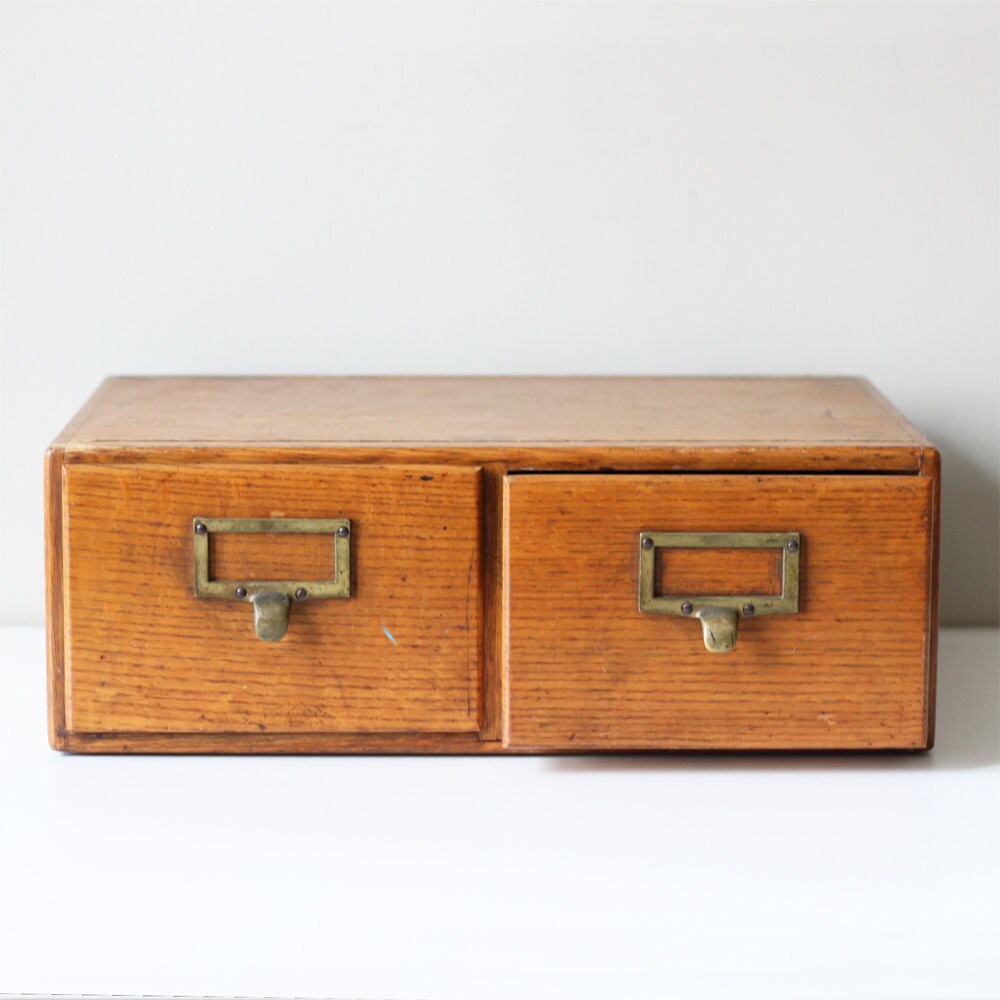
[638,531,801,653]
[193,517,351,642]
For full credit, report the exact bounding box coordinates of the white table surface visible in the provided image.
[1,626,998,999]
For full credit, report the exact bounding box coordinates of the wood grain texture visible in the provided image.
[505,474,934,750]
[47,376,939,753]
[59,731,505,753]
[655,546,783,596]
[209,530,335,581]
[45,448,67,748]
[921,448,942,749]
[59,443,929,473]
[61,464,481,735]
[54,376,929,449]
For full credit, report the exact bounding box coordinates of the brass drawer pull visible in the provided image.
[193,517,351,641]
[638,531,800,653]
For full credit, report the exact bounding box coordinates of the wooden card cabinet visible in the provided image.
[46,377,940,753]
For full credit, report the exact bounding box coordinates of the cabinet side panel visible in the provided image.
[45,449,67,748]
[921,448,942,749]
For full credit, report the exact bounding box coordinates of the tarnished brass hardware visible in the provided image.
[638,531,800,653]
[193,517,351,641]
[252,592,292,642]
[695,607,739,653]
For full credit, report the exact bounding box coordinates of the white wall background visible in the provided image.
[1,0,997,626]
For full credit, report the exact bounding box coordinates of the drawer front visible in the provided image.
[505,474,934,750]
[62,464,481,734]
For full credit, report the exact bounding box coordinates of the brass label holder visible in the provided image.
[638,531,800,653]
[193,517,351,641]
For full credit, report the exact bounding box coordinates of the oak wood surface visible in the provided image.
[922,448,942,748]
[55,376,928,449]
[60,443,929,473]
[60,464,481,735]
[59,731,504,753]
[505,474,934,750]
[46,376,939,753]
[45,448,66,746]
[655,546,783,596]
[209,530,336,582]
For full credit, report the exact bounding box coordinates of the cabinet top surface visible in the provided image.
[53,375,929,452]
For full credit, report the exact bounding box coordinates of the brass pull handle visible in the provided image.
[638,531,800,653]
[193,517,351,641]
[251,592,292,642]
[694,606,740,654]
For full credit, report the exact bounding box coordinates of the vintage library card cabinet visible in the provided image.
[45,376,940,753]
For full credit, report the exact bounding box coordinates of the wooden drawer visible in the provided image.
[505,473,935,750]
[60,464,481,735]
